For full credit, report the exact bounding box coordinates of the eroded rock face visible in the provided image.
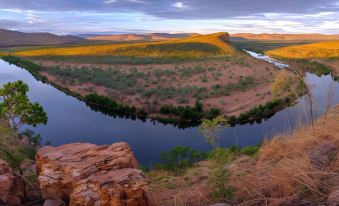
[36,142,149,206]
[0,159,24,206]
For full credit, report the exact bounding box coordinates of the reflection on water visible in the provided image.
[0,60,337,166]
[243,49,289,69]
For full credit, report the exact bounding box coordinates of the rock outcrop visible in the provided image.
[36,142,150,206]
[0,159,24,206]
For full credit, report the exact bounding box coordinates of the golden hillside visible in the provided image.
[266,40,339,59]
[15,32,236,58]
[231,33,339,41]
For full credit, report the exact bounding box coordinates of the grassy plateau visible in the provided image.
[266,40,339,59]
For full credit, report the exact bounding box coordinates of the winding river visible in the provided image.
[0,53,338,166]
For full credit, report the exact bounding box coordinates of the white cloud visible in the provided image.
[0,8,23,13]
[26,11,43,24]
[173,2,186,9]
[104,0,117,4]
[127,0,144,3]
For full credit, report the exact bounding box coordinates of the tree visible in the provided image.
[198,116,227,148]
[199,116,234,202]
[0,80,47,202]
[0,80,47,133]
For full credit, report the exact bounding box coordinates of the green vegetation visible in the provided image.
[0,81,47,201]
[207,148,235,202]
[44,64,212,100]
[84,93,139,117]
[198,116,262,202]
[298,60,332,76]
[228,99,291,124]
[160,100,220,121]
[239,145,260,157]
[156,146,206,175]
[154,144,260,174]
[211,76,256,96]
[199,116,234,202]
[0,81,48,131]
[2,55,42,78]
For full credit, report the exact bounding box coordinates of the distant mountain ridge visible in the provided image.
[0,29,87,47]
[86,33,199,41]
[230,33,339,41]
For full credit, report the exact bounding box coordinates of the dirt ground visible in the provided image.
[33,53,294,116]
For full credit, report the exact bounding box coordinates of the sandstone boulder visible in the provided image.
[0,159,24,206]
[36,142,150,206]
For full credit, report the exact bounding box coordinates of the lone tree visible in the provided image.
[0,80,47,202]
[199,116,227,149]
[0,80,47,133]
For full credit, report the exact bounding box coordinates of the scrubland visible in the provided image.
[149,105,339,205]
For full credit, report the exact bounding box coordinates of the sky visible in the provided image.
[0,0,339,35]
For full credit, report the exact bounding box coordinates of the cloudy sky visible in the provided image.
[0,0,339,35]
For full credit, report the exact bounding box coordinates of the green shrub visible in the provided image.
[240,146,260,157]
[157,146,206,174]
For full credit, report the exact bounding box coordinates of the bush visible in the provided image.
[158,146,206,174]
[240,146,260,157]
[84,93,138,116]
[228,99,287,124]
[159,100,220,121]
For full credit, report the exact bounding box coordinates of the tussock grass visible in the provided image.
[230,105,339,204]
[266,40,339,59]
[14,32,236,58]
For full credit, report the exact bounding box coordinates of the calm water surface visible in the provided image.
[0,59,338,166]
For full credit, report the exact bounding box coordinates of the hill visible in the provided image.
[0,29,87,47]
[231,33,339,41]
[14,32,236,58]
[266,40,339,59]
[87,33,198,41]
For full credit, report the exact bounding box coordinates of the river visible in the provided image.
[0,54,338,166]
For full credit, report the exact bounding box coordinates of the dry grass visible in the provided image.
[148,161,214,206]
[229,105,339,205]
[266,40,339,59]
[14,32,236,58]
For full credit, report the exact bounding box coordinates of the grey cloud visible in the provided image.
[0,19,21,28]
[0,0,338,19]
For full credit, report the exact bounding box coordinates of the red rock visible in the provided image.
[36,142,150,206]
[0,159,24,206]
